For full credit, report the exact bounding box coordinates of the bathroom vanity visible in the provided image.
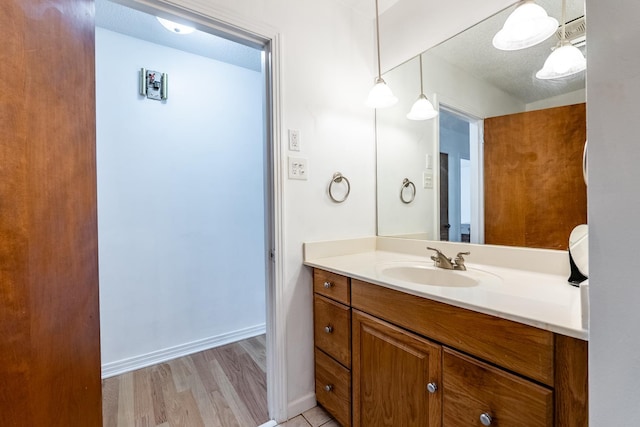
[305,238,588,427]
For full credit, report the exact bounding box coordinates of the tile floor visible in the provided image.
[276,406,339,427]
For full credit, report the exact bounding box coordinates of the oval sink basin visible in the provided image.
[379,264,498,288]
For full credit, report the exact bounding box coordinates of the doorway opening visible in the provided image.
[438,106,484,244]
[95,0,281,424]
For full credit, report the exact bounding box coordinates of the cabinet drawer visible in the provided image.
[315,348,351,427]
[443,348,553,427]
[314,269,350,305]
[351,279,554,386]
[314,294,351,368]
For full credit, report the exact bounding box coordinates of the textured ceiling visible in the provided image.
[95,0,262,72]
[407,0,586,104]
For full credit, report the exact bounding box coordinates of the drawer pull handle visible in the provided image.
[324,325,333,334]
[479,413,492,426]
[426,382,438,394]
[323,281,333,289]
[324,384,334,392]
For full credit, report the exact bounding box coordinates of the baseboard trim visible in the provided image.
[287,392,316,420]
[257,421,277,427]
[101,323,266,379]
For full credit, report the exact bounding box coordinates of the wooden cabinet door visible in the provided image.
[352,310,442,427]
[443,348,553,427]
[0,0,101,425]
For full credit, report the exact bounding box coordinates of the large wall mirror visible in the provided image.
[376,0,587,250]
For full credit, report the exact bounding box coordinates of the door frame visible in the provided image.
[436,102,485,244]
[104,0,287,422]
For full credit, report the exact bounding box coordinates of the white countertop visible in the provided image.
[304,238,588,341]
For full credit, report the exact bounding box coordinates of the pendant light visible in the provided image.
[407,55,438,120]
[365,0,398,108]
[157,17,195,35]
[536,0,586,79]
[493,1,558,51]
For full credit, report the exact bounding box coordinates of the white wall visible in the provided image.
[96,28,266,371]
[377,58,438,238]
[587,0,640,424]
[423,51,526,118]
[158,0,377,416]
[526,88,586,112]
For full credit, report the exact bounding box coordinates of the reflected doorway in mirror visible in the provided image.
[438,106,484,244]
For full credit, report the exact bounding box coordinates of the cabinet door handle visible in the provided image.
[426,382,438,394]
[323,281,333,289]
[324,325,333,334]
[480,413,493,426]
[324,384,333,392]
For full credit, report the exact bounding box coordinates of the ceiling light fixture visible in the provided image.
[492,0,558,51]
[365,0,397,109]
[157,17,195,35]
[407,55,438,121]
[536,0,586,79]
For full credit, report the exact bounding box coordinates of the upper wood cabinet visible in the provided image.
[484,103,587,250]
[352,310,442,427]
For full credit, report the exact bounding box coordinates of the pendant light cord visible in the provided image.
[419,54,424,94]
[375,0,382,79]
[561,0,566,44]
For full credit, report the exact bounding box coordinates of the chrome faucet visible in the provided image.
[427,247,470,271]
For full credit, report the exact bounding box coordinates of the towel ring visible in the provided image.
[329,172,350,203]
[400,178,416,204]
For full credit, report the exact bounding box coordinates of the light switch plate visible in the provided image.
[423,172,433,189]
[288,156,308,180]
[288,129,300,151]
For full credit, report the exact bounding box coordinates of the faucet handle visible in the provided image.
[427,247,444,256]
[427,247,452,267]
[454,252,470,270]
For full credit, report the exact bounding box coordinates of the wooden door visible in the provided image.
[484,103,587,249]
[0,1,101,425]
[352,310,442,427]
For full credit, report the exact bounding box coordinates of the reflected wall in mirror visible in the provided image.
[376,0,587,250]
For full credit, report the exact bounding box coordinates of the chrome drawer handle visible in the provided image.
[324,325,333,334]
[426,382,438,394]
[323,281,333,289]
[324,384,333,392]
[480,413,492,426]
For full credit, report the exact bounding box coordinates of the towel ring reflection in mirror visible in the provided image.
[583,140,588,186]
[329,172,351,203]
[400,178,416,204]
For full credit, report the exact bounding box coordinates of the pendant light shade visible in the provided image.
[536,43,586,79]
[366,77,398,108]
[536,0,586,80]
[365,0,397,109]
[157,17,195,35]
[493,1,558,51]
[407,94,438,120]
[406,55,437,120]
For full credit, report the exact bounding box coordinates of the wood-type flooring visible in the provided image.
[102,335,268,427]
